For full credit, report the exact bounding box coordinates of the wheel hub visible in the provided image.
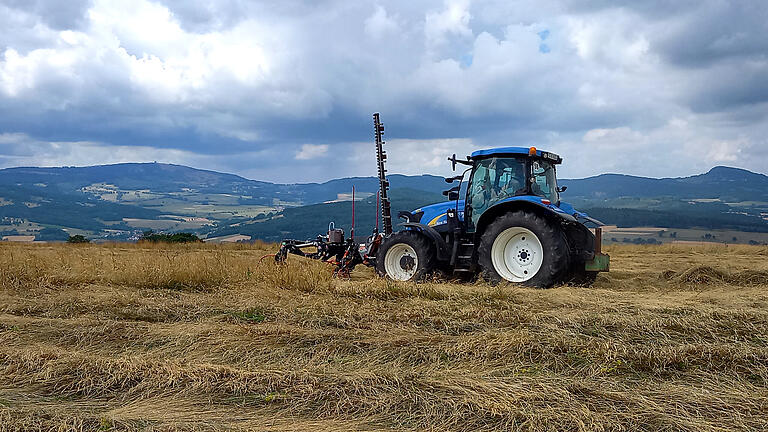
[384,243,420,281]
[514,244,534,266]
[399,255,416,271]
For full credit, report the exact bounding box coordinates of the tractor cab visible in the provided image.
[412,146,573,233]
[465,147,562,231]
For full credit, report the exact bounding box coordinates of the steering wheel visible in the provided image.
[496,182,526,201]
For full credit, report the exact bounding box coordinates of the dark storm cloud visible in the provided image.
[1,0,92,30]
[563,0,701,17]
[153,0,247,32]
[686,63,768,113]
[650,2,768,68]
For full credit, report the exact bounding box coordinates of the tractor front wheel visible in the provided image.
[478,211,570,288]
[376,231,436,281]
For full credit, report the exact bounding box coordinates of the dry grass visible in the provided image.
[0,241,767,431]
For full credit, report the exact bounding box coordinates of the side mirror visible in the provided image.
[442,187,460,200]
[442,186,460,196]
[449,154,457,171]
[557,186,567,193]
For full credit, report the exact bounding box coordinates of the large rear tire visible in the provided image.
[478,211,570,288]
[376,231,437,281]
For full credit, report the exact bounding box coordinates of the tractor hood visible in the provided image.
[414,198,602,229]
[413,200,465,227]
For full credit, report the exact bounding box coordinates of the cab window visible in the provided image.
[531,160,558,203]
[467,157,527,229]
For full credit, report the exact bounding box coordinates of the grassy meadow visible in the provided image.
[0,242,767,431]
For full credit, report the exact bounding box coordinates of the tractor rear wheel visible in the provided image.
[376,231,436,281]
[478,211,570,288]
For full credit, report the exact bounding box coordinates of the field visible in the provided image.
[0,242,767,431]
[601,226,768,245]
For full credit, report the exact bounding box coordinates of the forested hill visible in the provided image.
[562,166,768,202]
[0,163,448,206]
[3,163,766,205]
[1,163,767,241]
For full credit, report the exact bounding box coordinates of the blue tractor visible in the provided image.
[276,113,609,288]
[375,144,610,288]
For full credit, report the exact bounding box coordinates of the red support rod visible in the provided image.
[351,186,355,239]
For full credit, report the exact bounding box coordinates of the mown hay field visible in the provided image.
[0,242,767,431]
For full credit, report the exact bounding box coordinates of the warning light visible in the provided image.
[529,147,537,156]
[541,199,551,205]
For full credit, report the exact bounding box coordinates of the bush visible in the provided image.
[67,235,90,244]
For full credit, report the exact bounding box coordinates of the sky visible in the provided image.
[0,0,767,183]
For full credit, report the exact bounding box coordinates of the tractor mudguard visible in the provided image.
[397,222,451,261]
[500,196,578,222]
[476,197,577,234]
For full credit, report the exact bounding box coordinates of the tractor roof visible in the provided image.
[470,146,562,164]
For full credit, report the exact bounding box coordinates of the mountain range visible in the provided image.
[1,163,766,242]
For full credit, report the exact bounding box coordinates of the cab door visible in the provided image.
[465,157,528,232]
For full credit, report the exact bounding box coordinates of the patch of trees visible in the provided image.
[621,237,661,245]
[67,235,90,243]
[140,230,202,243]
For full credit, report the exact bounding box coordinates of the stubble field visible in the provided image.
[0,242,767,431]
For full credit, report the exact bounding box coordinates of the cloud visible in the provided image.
[582,127,644,146]
[347,137,478,176]
[0,0,766,182]
[364,6,400,39]
[425,0,472,50]
[295,144,329,160]
[0,132,197,167]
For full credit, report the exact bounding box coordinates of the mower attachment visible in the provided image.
[275,225,382,277]
[272,113,390,278]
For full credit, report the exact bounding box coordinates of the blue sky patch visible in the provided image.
[461,53,474,68]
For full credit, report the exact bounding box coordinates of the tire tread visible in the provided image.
[376,231,437,281]
[478,211,570,288]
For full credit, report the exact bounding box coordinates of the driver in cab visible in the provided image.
[471,159,527,219]
[490,159,526,200]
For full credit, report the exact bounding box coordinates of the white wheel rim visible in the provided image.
[491,227,543,282]
[384,244,419,281]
